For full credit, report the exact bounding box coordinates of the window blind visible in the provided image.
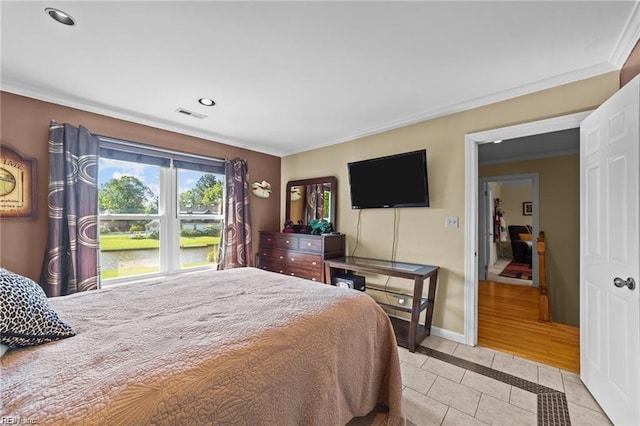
[99,137,224,174]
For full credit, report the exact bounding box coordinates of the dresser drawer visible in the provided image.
[260,248,286,264]
[277,235,299,250]
[259,233,279,248]
[259,256,286,274]
[263,264,286,274]
[287,266,322,282]
[286,252,322,269]
[298,237,323,253]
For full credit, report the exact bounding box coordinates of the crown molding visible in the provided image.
[0,83,287,157]
[1,61,617,159]
[610,0,640,68]
[284,64,615,156]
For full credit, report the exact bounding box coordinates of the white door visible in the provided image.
[580,75,640,425]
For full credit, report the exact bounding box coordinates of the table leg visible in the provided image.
[324,263,333,284]
[408,277,424,352]
[424,270,438,335]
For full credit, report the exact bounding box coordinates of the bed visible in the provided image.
[1,267,404,425]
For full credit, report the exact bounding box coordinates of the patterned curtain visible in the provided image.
[304,184,324,223]
[218,158,252,269]
[40,123,99,297]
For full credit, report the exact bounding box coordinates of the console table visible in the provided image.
[324,256,439,352]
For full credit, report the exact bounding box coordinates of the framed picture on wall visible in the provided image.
[0,145,37,220]
[522,201,532,216]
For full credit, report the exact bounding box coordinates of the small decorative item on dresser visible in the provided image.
[309,219,332,235]
[251,180,271,198]
[283,220,295,233]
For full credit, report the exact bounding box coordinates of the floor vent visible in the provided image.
[176,108,207,119]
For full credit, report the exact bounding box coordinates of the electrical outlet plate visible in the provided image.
[445,216,459,228]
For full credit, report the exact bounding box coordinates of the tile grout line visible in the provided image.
[415,346,571,426]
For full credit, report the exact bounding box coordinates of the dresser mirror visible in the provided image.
[285,176,337,231]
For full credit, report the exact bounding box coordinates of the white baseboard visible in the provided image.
[429,326,466,345]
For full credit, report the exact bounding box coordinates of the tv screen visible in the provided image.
[348,149,430,209]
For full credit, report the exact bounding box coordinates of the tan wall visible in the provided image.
[499,184,533,228]
[481,155,580,326]
[282,72,619,334]
[0,92,282,281]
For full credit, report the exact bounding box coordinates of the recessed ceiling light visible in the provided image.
[45,7,76,26]
[198,98,216,107]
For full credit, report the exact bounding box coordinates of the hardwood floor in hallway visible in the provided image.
[478,280,580,373]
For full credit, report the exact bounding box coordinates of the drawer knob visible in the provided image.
[311,278,317,281]
[279,256,283,259]
[290,272,295,276]
[285,240,290,244]
[290,258,295,261]
[307,243,312,246]
[312,261,317,265]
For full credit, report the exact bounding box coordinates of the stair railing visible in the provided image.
[537,231,551,322]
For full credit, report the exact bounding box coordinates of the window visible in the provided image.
[97,138,224,284]
[177,169,223,269]
[98,160,162,279]
[323,185,332,221]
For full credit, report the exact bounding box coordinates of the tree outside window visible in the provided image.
[97,156,224,283]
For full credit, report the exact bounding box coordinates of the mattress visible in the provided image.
[1,267,404,425]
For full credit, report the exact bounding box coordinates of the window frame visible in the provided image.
[97,137,225,286]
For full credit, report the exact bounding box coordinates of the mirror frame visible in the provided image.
[285,176,337,231]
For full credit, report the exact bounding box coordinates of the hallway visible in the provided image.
[487,257,533,286]
[478,280,579,373]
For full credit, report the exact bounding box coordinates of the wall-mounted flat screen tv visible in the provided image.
[348,149,430,209]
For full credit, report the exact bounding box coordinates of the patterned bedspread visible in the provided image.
[1,267,404,425]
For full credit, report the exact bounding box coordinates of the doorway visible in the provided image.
[479,174,539,287]
[463,112,588,346]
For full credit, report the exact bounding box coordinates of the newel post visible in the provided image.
[537,231,551,322]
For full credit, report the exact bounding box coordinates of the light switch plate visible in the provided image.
[445,216,459,228]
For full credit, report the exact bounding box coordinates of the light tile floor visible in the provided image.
[394,336,612,426]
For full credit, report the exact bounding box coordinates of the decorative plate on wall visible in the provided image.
[251,180,272,199]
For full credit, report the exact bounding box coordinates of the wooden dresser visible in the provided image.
[258,231,345,283]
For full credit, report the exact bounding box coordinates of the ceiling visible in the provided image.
[478,128,580,166]
[2,2,639,157]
